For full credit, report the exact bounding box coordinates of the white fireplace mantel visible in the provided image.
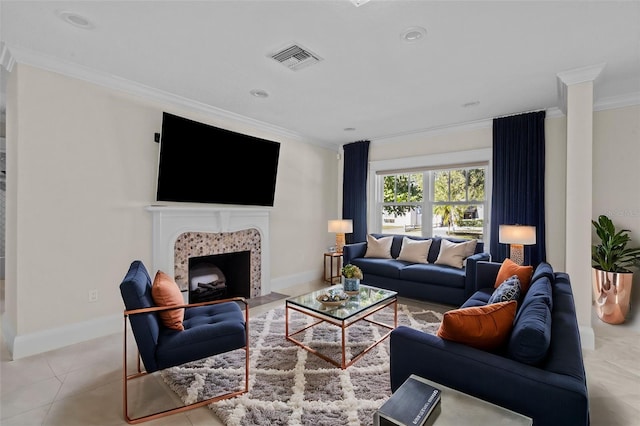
[146,205,271,296]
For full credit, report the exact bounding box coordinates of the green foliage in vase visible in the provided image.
[341,264,363,279]
[592,214,640,272]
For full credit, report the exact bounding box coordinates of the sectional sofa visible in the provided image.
[389,260,589,426]
[343,234,490,306]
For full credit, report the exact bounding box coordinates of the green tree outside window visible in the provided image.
[383,173,423,216]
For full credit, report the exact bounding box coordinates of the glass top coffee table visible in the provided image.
[285,284,397,369]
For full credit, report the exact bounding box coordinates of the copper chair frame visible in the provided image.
[123,297,249,424]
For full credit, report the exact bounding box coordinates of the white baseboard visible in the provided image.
[1,314,17,355]
[579,324,595,351]
[4,313,121,360]
[268,269,321,293]
[2,270,321,360]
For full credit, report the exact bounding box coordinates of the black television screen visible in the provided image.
[156,112,280,206]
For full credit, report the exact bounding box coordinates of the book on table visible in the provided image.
[374,374,441,426]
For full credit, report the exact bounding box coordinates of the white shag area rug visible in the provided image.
[161,303,445,425]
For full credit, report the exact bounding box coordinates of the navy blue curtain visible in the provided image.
[342,140,370,244]
[490,111,546,266]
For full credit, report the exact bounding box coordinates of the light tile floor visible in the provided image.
[1,280,639,425]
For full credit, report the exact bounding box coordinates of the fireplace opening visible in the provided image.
[188,251,251,303]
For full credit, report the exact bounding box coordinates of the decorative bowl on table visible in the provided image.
[316,292,350,307]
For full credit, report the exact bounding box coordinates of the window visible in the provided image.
[381,173,424,234]
[378,165,487,240]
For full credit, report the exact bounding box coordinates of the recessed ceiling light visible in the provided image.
[56,10,94,29]
[462,101,481,108]
[350,0,371,7]
[250,89,269,98]
[344,127,356,131]
[401,26,427,43]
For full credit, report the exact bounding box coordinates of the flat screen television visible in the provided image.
[156,112,281,206]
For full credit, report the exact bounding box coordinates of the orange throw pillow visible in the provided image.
[436,301,517,350]
[494,258,534,293]
[151,270,185,331]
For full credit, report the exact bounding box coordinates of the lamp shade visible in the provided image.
[499,225,536,245]
[328,219,353,234]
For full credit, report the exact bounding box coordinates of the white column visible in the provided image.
[557,63,605,350]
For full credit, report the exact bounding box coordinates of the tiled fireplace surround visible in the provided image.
[146,206,271,298]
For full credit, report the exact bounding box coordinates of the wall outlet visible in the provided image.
[88,289,98,303]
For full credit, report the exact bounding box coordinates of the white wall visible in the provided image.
[4,63,18,336]
[5,64,167,347]
[368,116,568,271]
[4,64,338,358]
[4,62,638,357]
[368,104,639,334]
[593,105,640,330]
[543,116,568,271]
[370,124,491,161]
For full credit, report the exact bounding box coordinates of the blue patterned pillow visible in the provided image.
[488,275,521,304]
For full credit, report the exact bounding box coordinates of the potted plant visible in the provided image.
[591,214,640,324]
[342,264,363,293]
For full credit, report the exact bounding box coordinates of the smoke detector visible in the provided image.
[269,44,322,71]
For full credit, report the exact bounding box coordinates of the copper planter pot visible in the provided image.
[592,268,634,324]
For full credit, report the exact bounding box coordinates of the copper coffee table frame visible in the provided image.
[285,285,398,369]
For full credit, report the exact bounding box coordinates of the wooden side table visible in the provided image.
[323,252,343,284]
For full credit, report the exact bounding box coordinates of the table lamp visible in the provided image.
[328,219,353,254]
[499,225,536,265]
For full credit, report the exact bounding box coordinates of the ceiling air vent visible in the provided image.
[269,44,322,71]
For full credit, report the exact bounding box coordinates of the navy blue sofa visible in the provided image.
[389,261,589,426]
[343,234,490,306]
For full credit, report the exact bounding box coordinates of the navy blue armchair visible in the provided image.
[120,260,249,424]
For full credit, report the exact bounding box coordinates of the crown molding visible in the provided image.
[594,91,640,111]
[556,63,606,114]
[545,106,564,119]
[373,106,567,145]
[373,117,493,145]
[4,46,637,150]
[371,93,638,147]
[4,44,337,149]
[557,63,606,87]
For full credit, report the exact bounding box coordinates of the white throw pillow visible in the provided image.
[397,237,432,263]
[364,235,393,259]
[435,239,477,268]
[463,239,478,258]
